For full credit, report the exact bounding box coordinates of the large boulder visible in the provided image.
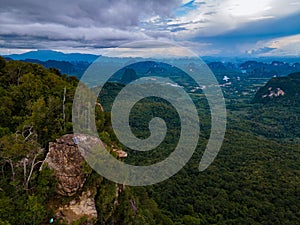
[42,134,90,196]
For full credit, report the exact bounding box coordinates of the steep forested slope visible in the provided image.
[253,72,300,105]
[0,56,78,224]
[0,57,171,225]
[248,72,300,140]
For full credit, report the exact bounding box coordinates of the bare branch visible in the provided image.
[24,154,43,190]
[23,158,28,187]
[23,126,34,142]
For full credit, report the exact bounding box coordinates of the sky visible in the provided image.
[0,0,300,57]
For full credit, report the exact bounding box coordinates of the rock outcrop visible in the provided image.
[42,134,90,196]
[56,190,97,224]
[41,133,128,224]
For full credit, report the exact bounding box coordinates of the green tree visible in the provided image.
[21,195,46,225]
[0,56,6,70]
[182,215,201,225]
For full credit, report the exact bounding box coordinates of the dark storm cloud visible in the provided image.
[171,27,187,32]
[0,0,181,49]
[249,47,277,55]
[0,0,180,27]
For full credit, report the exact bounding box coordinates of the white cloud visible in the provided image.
[246,34,300,56]
[151,0,300,39]
[223,0,272,17]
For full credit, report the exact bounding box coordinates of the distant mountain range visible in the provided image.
[4,50,99,63]
[4,50,299,65]
[2,50,300,80]
[21,59,91,78]
[240,61,300,77]
[2,50,100,78]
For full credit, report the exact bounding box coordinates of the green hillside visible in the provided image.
[0,57,299,224]
[253,72,300,106]
[0,57,171,225]
[248,72,300,139]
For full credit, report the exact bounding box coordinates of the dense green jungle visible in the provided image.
[0,56,299,225]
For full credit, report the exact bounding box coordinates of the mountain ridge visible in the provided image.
[4,50,99,63]
[253,72,300,105]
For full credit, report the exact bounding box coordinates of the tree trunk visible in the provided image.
[8,159,15,182]
[23,158,27,186]
[25,154,43,190]
[62,86,66,131]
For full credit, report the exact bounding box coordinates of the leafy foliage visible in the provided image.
[0,57,299,224]
[0,57,77,224]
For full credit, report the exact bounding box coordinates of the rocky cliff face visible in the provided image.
[56,190,97,224]
[41,134,98,224]
[41,133,128,224]
[42,134,90,196]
